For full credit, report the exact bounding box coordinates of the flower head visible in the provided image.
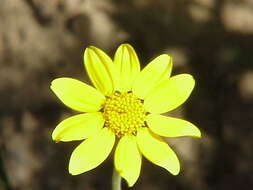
[50,44,201,187]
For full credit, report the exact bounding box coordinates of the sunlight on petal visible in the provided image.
[52,112,105,142]
[144,74,195,113]
[84,46,119,95]
[69,128,115,175]
[114,135,141,187]
[114,44,140,92]
[133,54,172,99]
[51,78,105,112]
[146,114,201,138]
[137,128,180,175]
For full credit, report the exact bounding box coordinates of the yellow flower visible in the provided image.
[50,44,201,187]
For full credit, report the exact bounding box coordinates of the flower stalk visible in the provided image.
[112,168,122,190]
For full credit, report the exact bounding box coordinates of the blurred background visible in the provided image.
[0,0,253,189]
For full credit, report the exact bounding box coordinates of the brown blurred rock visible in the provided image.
[238,71,253,100]
[222,2,253,34]
[188,4,213,23]
[194,0,215,8]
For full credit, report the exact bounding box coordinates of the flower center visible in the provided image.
[103,91,146,138]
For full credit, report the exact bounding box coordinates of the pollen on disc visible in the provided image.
[103,91,146,138]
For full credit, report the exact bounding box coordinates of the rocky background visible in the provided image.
[0,0,253,189]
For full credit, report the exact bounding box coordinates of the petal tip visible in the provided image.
[120,43,132,48]
[195,130,202,138]
[160,54,171,59]
[52,132,60,142]
[68,165,84,175]
[68,162,84,176]
[114,168,136,187]
[171,168,180,176]
[50,78,70,91]
[158,54,172,62]
[117,43,136,54]
[168,163,180,176]
[86,45,96,50]
[52,134,61,143]
[163,160,180,176]
[120,172,138,187]
[84,46,96,57]
[50,79,58,90]
[85,46,101,54]
[68,169,79,176]
[185,74,195,82]
[190,126,201,138]
[126,179,136,187]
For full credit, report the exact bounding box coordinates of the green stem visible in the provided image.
[112,168,122,190]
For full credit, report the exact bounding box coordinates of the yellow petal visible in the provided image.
[114,44,140,92]
[69,128,115,175]
[146,114,201,138]
[114,135,141,187]
[84,46,119,95]
[132,54,172,99]
[52,112,105,142]
[137,128,180,175]
[144,74,195,114]
[51,78,105,112]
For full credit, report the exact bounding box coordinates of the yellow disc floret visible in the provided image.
[103,91,146,138]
